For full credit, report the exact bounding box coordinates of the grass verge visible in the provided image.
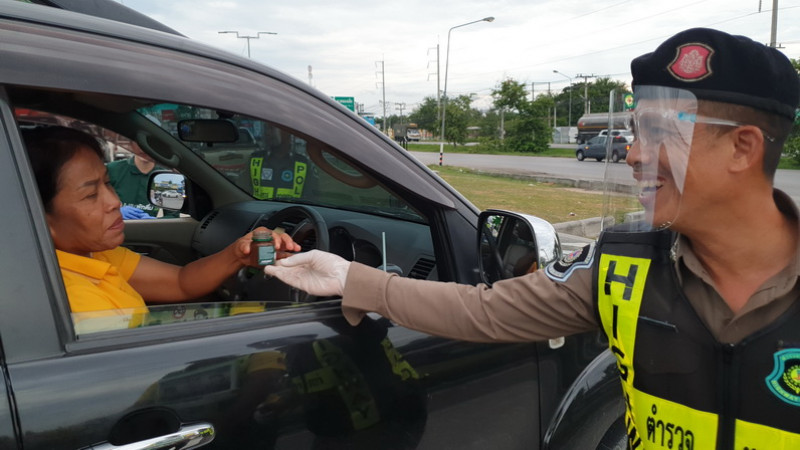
[429,165,606,224]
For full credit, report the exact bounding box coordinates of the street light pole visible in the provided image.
[439,16,494,166]
[218,30,277,58]
[553,70,573,127]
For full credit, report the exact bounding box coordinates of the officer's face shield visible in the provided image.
[602,86,699,232]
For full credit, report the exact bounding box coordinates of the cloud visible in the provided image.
[122,0,799,113]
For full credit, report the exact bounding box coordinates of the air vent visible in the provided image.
[199,211,219,230]
[276,220,297,234]
[301,236,317,252]
[408,257,436,279]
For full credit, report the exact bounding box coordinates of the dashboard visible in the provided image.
[192,201,439,282]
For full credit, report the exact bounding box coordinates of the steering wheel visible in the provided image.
[264,205,330,253]
[225,205,329,305]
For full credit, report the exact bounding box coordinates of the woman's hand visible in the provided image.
[233,226,302,266]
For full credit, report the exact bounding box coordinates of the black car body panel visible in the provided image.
[0,1,621,448]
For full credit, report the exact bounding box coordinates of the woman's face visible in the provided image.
[46,146,124,256]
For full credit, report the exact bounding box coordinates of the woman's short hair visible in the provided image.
[22,126,104,212]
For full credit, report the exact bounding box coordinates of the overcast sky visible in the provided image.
[120,0,800,114]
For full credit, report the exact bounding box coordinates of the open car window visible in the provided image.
[14,90,436,338]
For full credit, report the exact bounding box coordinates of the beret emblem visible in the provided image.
[668,43,713,82]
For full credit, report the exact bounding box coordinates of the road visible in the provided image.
[409,150,800,206]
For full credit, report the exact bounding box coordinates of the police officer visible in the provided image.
[250,126,312,200]
[264,28,800,449]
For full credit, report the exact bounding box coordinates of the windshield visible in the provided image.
[137,104,424,222]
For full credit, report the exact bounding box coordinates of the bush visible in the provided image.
[786,131,800,165]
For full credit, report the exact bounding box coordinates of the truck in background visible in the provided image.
[576,111,631,143]
[392,122,421,143]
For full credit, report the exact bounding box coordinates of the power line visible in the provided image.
[569,0,634,20]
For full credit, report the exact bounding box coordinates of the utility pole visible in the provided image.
[576,73,596,114]
[531,81,551,101]
[376,60,386,133]
[218,31,277,58]
[770,0,779,47]
[428,44,441,118]
[307,65,313,86]
[395,102,406,123]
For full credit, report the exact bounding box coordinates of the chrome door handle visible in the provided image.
[86,423,215,450]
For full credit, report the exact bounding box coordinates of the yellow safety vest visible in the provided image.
[596,231,800,449]
[250,157,307,200]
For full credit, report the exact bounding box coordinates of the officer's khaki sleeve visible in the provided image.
[341,256,597,343]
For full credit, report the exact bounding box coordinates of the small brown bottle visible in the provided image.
[250,229,275,266]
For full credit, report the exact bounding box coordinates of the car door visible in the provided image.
[587,136,607,160]
[0,7,553,449]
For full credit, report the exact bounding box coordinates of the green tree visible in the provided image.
[408,96,439,134]
[493,78,528,111]
[784,58,800,164]
[585,77,630,114]
[552,84,577,127]
[443,94,473,145]
[479,110,501,140]
[552,77,629,126]
[490,78,552,152]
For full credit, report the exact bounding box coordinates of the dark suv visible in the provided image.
[0,1,624,449]
[576,135,631,163]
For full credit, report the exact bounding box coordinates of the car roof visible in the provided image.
[0,1,315,103]
[20,0,183,35]
[0,1,463,210]
[0,0,378,142]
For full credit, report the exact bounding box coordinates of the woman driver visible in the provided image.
[23,126,300,330]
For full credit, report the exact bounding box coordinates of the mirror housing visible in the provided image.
[177,119,238,143]
[149,172,186,212]
[478,210,561,285]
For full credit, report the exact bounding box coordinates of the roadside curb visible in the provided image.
[553,217,604,240]
[462,169,638,241]
[467,169,636,195]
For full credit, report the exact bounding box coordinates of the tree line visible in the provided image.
[379,64,800,162]
[378,76,629,153]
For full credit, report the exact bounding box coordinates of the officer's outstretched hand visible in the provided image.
[264,250,350,296]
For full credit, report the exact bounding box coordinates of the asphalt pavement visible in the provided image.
[409,149,800,205]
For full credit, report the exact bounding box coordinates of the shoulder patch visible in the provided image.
[766,348,800,407]
[545,242,596,282]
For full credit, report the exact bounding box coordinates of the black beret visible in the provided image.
[631,28,799,119]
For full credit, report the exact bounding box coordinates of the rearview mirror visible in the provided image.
[149,172,186,212]
[478,210,561,285]
[177,119,238,143]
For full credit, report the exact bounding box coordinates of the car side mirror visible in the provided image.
[149,172,186,212]
[478,210,561,286]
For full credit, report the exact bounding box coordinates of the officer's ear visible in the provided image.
[728,125,765,175]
